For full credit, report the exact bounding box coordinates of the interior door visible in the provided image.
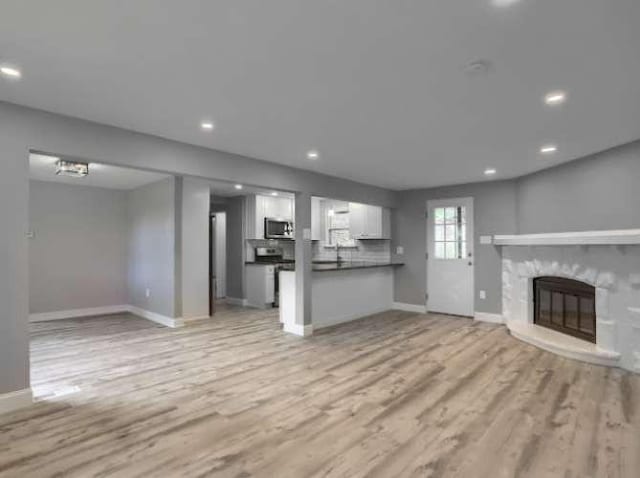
[426,197,474,317]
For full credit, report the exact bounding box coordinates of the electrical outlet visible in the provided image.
[479,290,486,300]
[396,246,404,255]
[145,288,151,298]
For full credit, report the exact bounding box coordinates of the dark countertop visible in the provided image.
[279,261,404,272]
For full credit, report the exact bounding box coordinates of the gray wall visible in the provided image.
[516,140,640,233]
[392,181,517,314]
[0,100,395,396]
[180,178,210,319]
[29,181,128,314]
[127,177,177,318]
[226,196,246,300]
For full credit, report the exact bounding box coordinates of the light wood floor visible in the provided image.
[0,307,638,477]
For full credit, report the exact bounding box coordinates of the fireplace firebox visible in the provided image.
[533,276,596,343]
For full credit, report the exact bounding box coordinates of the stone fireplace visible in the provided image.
[496,230,640,373]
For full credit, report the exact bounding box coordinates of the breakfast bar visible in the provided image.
[279,261,403,332]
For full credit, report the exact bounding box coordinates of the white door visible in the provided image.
[426,197,474,317]
[214,212,226,298]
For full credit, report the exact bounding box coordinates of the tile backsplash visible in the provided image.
[312,239,391,263]
[246,239,390,263]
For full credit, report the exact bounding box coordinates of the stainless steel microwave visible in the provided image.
[264,218,294,239]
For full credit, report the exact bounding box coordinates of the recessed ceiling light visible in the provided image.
[484,168,497,176]
[271,191,278,196]
[234,184,243,190]
[306,150,320,160]
[491,0,521,7]
[544,90,567,106]
[0,65,22,79]
[201,121,214,131]
[540,145,558,154]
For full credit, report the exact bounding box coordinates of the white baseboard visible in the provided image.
[29,304,183,328]
[127,306,184,328]
[474,311,505,324]
[392,302,427,314]
[0,388,33,415]
[30,305,129,322]
[226,297,248,307]
[283,322,314,337]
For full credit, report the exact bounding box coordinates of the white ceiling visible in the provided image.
[205,178,293,199]
[3,1,640,190]
[29,153,169,190]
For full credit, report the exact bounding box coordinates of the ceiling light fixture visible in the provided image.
[484,168,497,176]
[544,90,567,106]
[306,150,319,160]
[271,192,278,196]
[56,159,89,178]
[201,121,214,131]
[540,145,558,155]
[491,0,521,7]
[234,184,243,190]
[0,64,22,79]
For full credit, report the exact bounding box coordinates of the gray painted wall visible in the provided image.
[392,181,517,314]
[516,140,640,233]
[225,196,246,300]
[29,181,128,314]
[180,178,210,319]
[127,177,177,318]
[0,101,395,396]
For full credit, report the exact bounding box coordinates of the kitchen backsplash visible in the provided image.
[246,239,390,263]
[313,239,391,263]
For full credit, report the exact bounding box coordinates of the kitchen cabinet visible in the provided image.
[246,194,294,240]
[348,203,391,239]
[245,264,275,308]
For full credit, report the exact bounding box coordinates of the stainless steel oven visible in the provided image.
[264,218,294,239]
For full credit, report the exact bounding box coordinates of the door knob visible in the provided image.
[468,261,473,266]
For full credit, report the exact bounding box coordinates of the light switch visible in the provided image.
[303,228,311,240]
[396,246,404,255]
[479,290,486,300]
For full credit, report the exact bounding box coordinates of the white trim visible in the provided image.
[126,306,184,328]
[507,321,620,368]
[392,302,427,314]
[474,312,504,324]
[29,305,129,322]
[226,297,248,307]
[0,388,33,415]
[494,229,640,246]
[283,322,314,337]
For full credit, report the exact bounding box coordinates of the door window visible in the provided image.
[433,206,466,259]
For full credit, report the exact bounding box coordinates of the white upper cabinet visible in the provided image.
[246,194,295,240]
[348,202,391,239]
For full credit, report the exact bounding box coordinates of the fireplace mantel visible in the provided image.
[494,229,640,246]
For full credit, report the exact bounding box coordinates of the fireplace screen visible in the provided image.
[533,277,596,343]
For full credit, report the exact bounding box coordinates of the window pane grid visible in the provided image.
[433,206,467,260]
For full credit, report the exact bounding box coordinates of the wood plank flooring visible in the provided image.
[0,306,638,477]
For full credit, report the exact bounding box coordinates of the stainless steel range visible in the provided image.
[254,247,294,307]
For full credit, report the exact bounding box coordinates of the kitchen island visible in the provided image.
[279,261,403,333]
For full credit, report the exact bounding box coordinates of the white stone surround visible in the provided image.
[501,244,640,373]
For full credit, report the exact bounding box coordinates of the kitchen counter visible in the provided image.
[279,261,404,272]
[279,262,400,333]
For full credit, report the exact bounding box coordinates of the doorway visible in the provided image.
[210,212,227,316]
[426,197,474,317]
